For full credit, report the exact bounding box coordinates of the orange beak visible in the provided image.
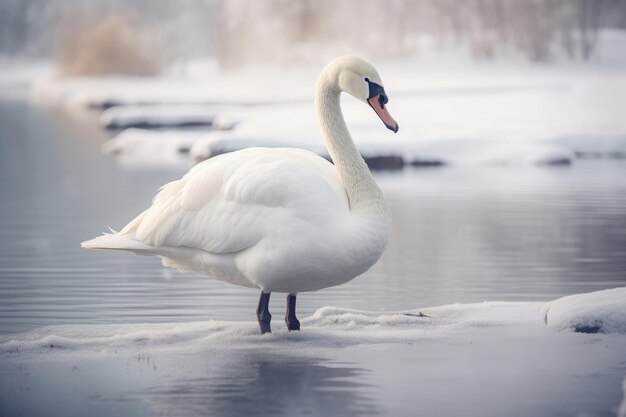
[368,94,399,133]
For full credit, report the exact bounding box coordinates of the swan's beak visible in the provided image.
[368,94,399,133]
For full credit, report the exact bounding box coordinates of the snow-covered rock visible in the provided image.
[102,128,203,168]
[29,59,626,169]
[100,105,220,129]
[189,134,295,162]
[542,287,626,333]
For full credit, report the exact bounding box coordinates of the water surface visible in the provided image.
[0,99,625,334]
[1,98,626,417]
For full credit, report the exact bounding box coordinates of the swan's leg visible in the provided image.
[256,291,272,334]
[285,293,300,331]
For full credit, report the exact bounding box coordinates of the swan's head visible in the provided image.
[325,56,399,133]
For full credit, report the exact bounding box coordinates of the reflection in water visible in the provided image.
[134,354,377,417]
[1,91,626,417]
[373,168,626,308]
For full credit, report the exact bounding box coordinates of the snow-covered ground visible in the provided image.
[27,32,626,169]
[1,288,625,416]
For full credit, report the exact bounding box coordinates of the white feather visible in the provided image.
[82,56,393,293]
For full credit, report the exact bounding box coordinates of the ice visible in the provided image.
[542,287,626,334]
[2,289,624,359]
[2,289,626,416]
[0,302,529,357]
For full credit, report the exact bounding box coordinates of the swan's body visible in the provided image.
[92,147,387,293]
[82,56,398,333]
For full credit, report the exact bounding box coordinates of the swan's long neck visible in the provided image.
[315,76,391,224]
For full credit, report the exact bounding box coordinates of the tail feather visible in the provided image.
[81,233,156,256]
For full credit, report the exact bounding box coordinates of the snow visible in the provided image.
[100,105,221,129]
[32,63,626,169]
[0,302,536,356]
[0,60,53,101]
[30,63,315,110]
[542,287,626,334]
[4,287,623,356]
[101,128,202,168]
[24,38,626,169]
[1,289,626,416]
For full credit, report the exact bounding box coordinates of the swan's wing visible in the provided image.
[119,148,348,254]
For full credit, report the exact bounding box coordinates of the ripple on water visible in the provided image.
[0,101,625,334]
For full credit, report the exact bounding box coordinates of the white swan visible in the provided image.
[82,56,398,333]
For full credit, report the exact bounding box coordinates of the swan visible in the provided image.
[82,56,398,334]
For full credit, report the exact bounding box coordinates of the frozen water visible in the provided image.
[2,295,626,417]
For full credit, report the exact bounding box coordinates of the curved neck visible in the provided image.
[315,76,390,220]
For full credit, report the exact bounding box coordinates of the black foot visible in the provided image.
[256,291,272,334]
[285,316,300,331]
[285,293,300,331]
[258,314,272,334]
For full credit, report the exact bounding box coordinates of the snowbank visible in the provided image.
[29,59,626,168]
[3,288,625,357]
[101,128,202,168]
[542,287,626,333]
[30,64,315,110]
[0,302,536,357]
[100,104,221,129]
